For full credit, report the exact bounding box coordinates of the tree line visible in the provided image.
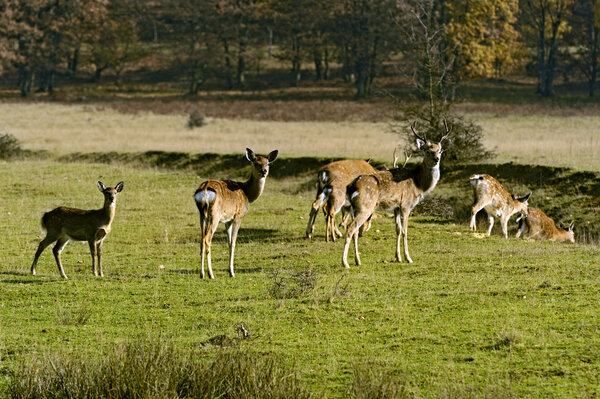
[0,0,598,98]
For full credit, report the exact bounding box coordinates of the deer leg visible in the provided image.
[199,216,207,278]
[31,235,56,276]
[306,190,326,239]
[95,230,107,277]
[205,218,220,279]
[394,209,403,262]
[226,220,241,278]
[500,215,509,238]
[352,229,361,266]
[52,237,70,279]
[470,203,486,231]
[359,214,372,237]
[96,240,104,277]
[515,217,525,239]
[88,240,98,276]
[402,210,413,263]
[486,212,495,236]
[342,210,371,268]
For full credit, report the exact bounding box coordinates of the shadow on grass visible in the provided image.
[0,271,50,284]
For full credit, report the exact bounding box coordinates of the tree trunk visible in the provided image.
[19,67,34,97]
[68,47,80,76]
[291,36,301,86]
[313,47,323,80]
[323,46,330,80]
[222,40,234,90]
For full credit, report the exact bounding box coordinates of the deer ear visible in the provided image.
[522,192,532,202]
[415,138,426,149]
[267,150,279,163]
[115,181,124,192]
[568,221,575,231]
[98,181,106,192]
[246,148,256,162]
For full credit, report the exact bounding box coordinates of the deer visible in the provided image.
[468,174,531,238]
[305,159,377,242]
[342,121,451,268]
[515,207,575,243]
[194,148,278,279]
[30,181,124,279]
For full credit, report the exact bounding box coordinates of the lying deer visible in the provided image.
[342,122,451,268]
[305,159,377,242]
[31,181,124,279]
[194,148,278,279]
[469,174,531,238]
[516,207,575,243]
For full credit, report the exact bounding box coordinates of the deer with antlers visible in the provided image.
[30,181,124,279]
[342,121,451,268]
[469,174,531,238]
[516,207,575,243]
[194,148,278,279]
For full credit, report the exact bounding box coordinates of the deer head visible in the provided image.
[410,120,451,169]
[246,148,278,179]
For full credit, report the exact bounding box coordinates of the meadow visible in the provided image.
[1,99,600,397]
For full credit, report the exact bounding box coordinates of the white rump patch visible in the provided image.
[469,174,481,185]
[320,171,328,184]
[323,186,332,196]
[351,191,360,200]
[194,190,216,204]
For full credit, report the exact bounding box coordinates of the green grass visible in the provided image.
[1,160,600,397]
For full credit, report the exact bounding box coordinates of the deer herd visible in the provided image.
[29,122,576,279]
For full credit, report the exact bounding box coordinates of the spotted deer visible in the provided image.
[305,159,377,242]
[194,148,278,279]
[469,174,531,238]
[516,207,575,243]
[30,181,124,279]
[342,122,451,268]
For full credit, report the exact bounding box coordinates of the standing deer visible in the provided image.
[305,159,377,242]
[342,122,451,268]
[194,148,278,279]
[516,207,575,243]
[469,174,531,238]
[30,181,124,279]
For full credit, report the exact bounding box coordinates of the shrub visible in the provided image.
[9,340,311,399]
[349,363,412,399]
[398,103,494,164]
[0,133,23,159]
[268,268,318,299]
[187,109,206,128]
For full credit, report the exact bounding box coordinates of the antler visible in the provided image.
[410,122,427,142]
[392,147,399,168]
[440,118,452,143]
[402,149,413,168]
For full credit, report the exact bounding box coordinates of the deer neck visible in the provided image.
[418,163,440,195]
[242,173,266,203]
[101,198,117,224]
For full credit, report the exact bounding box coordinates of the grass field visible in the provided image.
[1,97,600,397]
[1,160,599,397]
[2,102,600,170]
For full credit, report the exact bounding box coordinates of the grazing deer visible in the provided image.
[469,174,531,238]
[194,148,278,279]
[516,207,575,243]
[30,181,124,279]
[342,122,451,268]
[305,159,377,242]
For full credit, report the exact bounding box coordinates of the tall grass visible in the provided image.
[9,340,311,399]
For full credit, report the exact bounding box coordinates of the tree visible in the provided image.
[521,0,573,97]
[333,0,401,98]
[564,0,600,96]
[397,1,493,163]
[445,0,522,81]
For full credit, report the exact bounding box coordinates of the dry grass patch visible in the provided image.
[2,102,600,170]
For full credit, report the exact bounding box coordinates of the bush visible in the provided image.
[268,268,318,299]
[9,340,311,399]
[0,133,23,159]
[187,109,206,128]
[399,104,494,164]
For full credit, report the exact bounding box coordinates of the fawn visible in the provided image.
[516,207,575,243]
[31,181,124,279]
